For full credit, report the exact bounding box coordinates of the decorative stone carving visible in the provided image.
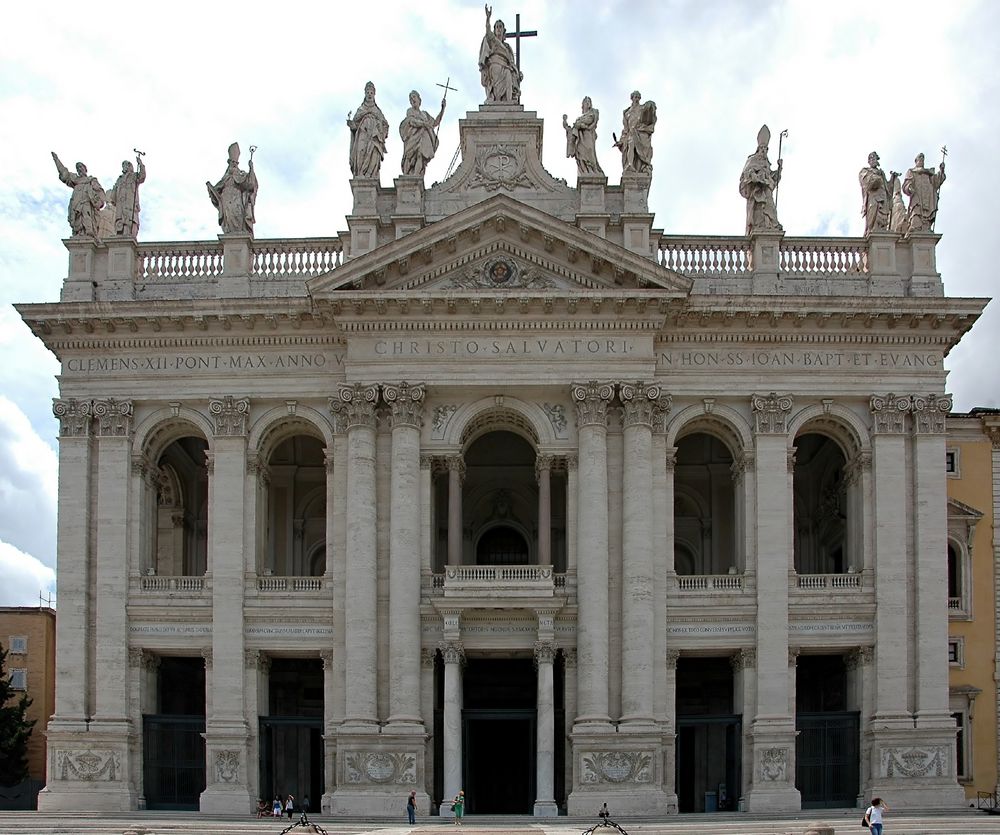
[215,750,240,783]
[758,747,788,781]
[730,450,754,479]
[209,395,250,436]
[615,91,656,174]
[383,382,426,428]
[534,454,553,481]
[479,7,521,104]
[541,403,568,438]
[859,152,899,236]
[110,155,146,238]
[534,641,556,665]
[399,90,445,178]
[319,649,333,671]
[431,405,458,439]
[445,455,467,483]
[449,255,554,289]
[51,152,105,237]
[911,393,952,434]
[619,381,664,427]
[92,398,133,437]
[563,97,603,175]
[750,392,792,434]
[740,125,783,235]
[845,646,874,671]
[421,648,437,668]
[201,647,213,669]
[439,641,465,665]
[571,381,615,428]
[345,751,416,784]
[844,451,872,486]
[53,398,91,437]
[563,647,577,668]
[730,648,756,671]
[56,749,121,781]
[665,649,680,667]
[347,82,388,179]
[206,142,257,235]
[581,751,654,784]
[881,745,947,778]
[903,152,946,232]
[565,453,578,471]
[469,144,532,191]
[870,393,912,434]
[332,384,380,429]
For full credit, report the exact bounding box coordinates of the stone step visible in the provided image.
[3,812,1000,835]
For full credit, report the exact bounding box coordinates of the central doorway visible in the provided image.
[462,658,536,813]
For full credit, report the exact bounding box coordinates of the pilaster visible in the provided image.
[441,639,465,817]
[533,639,558,817]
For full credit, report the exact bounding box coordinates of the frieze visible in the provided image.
[581,751,654,785]
[667,624,755,635]
[345,751,416,785]
[881,746,947,778]
[56,749,121,782]
[245,625,335,637]
[215,750,240,783]
[129,623,212,635]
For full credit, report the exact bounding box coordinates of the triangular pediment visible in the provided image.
[307,194,691,297]
[947,497,983,521]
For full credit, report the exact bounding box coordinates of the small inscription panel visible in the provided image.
[352,336,648,362]
[63,350,344,376]
[657,348,943,372]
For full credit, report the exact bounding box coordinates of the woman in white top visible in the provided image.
[864,797,889,834]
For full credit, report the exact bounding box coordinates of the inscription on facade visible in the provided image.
[64,351,342,375]
[657,349,942,371]
[363,337,641,359]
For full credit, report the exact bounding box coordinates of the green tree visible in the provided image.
[0,643,35,786]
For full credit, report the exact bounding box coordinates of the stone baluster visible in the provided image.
[571,381,614,726]
[441,639,465,813]
[533,637,558,816]
[335,383,380,726]
[385,382,426,727]
[536,454,553,565]
[447,456,466,566]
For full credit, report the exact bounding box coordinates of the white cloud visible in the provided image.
[0,540,56,608]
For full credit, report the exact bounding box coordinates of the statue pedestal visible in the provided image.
[576,175,609,239]
[348,177,380,259]
[219,233,251,297]
[103,236,137,301]
[905,231,943,296]
[393,176,425,240]
[620,173,653,257]
[866,231,903,295]
[61,237,100,302]
[748,230,784,293]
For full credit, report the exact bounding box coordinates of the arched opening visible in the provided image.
[152,435,209,576]
[476,524,530,565]
[673,433,737,575]
[793,433,848,574]
[264,434,326,576]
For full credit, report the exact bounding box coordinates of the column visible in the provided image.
[441,640,465,813]
[447,456,465,566]
[385,382,425,726]
[732,648,757,805]
[533,639,558,816]
[420,649,437,806]
[566,455,578,575]
[336,383,380,726]
[327,411,348,729]
[201,395,253,814]
[619,382,661,725]
[652,431,669,724]
[571,381,614,726]
[744,393,799,812]
[420,456,433,576]
[664,650,680,811]
[319,650,334,806]
[536,455,553,565]
[562,649,577,802]
[845,646,874,803]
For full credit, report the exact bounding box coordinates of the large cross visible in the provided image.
[503,12,537,71]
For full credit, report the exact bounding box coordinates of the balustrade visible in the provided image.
[139,242,224,280]
[795,573,863,590]
[138,237,343,281]
[136,575,207,592]
[675,574,744,591]
[778,238,866,275]
[256,576,324,592]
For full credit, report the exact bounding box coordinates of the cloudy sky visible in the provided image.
[1,0,997,606]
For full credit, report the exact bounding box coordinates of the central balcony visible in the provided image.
[429,565,567,601]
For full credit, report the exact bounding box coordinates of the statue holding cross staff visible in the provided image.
[479,4,522,104]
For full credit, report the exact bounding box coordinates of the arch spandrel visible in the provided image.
[133,406,214,460]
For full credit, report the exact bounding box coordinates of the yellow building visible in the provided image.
[946,410,1000,801]
[0,606,56,805]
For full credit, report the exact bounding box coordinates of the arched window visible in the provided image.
[673,433,736,574]
[477,525,530,565]
[793,433,848,574]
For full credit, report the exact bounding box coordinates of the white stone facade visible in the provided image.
[18,102,982,816]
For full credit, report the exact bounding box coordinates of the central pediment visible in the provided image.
[307,194,691,297]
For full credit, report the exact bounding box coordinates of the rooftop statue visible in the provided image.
[858,151,899,236]
[479,4,521,104]
[890,177,909,235]
[903,151,946,232]
[739,124,783,236]
[347,81,389,179]
[110,153,147,238]
[206,142,258,236]
[563,96,604,176]
[51,152,106,238]
[614,91,656,175]
[399,90,446,178]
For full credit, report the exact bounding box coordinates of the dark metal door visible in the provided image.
[142,715,205,810]
[796,711,860,808]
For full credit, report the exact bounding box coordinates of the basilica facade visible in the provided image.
[18,84,985,815]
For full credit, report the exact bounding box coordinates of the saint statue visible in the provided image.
[347,81,389,179]
[902,152,946,232]
[563,97,603,176]
[739,125,783,236]
[614,91,656,174]
[110,155,147,238]
[206,142,258,236]
[890,177,909,235]
[479,5,521,104]
[399,90,446,178]
[51,152,106,238]
[858,151,899,236]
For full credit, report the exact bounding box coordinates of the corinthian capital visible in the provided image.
[53,398,91,437]
[331,383,380,430]
[571,381,615,428]
[750,392,793,434]
[619,382,668,428]
[93,398,134,437]
[209,395,250,436]
[911,393,952,435]
[382,382,426,429]
[869,393,912,434]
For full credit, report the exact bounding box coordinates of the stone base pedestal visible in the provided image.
[566,726,674,815]
[742,718,801,813]
[38,724,138,811]
[533,798,559,816]
[865,720,965,808]
[199,723,254,815]
[329,727,429,816]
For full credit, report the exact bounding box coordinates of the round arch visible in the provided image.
[666,403,753,456]
[474,520,534,565]
[787,404,870,461]
[248,406,334,462]
[133,407,214,461]
[445,395,555,450]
